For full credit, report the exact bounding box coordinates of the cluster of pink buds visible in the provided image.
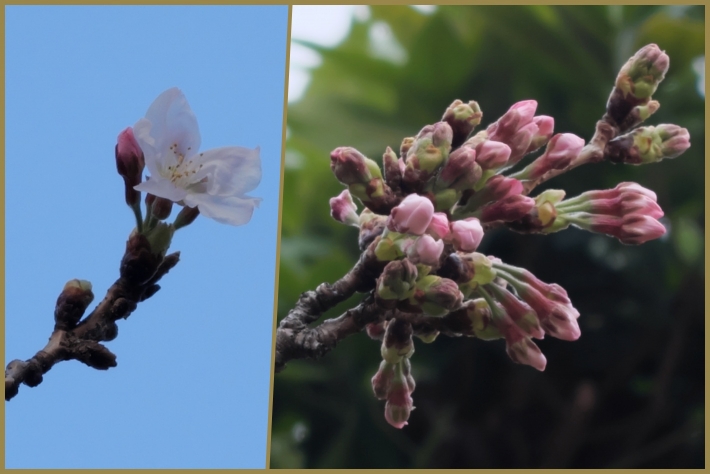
[326,44,690,429]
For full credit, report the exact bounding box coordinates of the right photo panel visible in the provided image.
[272,5,704,468]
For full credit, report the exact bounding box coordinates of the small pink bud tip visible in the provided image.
[384,388,414,429]
[330,147,371,185]
[427,212,450,239]
[480,194,536,223]
[620,213,666,244]
[506,337,547,371]
[329,189,359,226]
[115,127,145,206]
[116,127,144,171]
[544,133,585,166]
[533,115,554,138]
[656,124,691,159]
[475,140,511,169]
[487,100,538,141]
[449,217,484,252]
[485,175,524,200]
[387,194,435,235]
[438,146,480,190]
[409,234,444,266]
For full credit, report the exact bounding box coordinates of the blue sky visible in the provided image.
[5,5,287,468]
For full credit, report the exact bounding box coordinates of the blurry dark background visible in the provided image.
[272,5,704,468]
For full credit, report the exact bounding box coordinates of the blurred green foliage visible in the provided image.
[273,5,704,468]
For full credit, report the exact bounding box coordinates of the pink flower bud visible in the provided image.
[387,194,435,235]
[384,379,414,429]
[480,195,536,223]
[527,115,555,153]
[378,259,419,301]
[371,361,395,400]
[151,196,173,220]
[619,213,667,244]
[427,212,450,239]
[507,121,539,165]
[484,175,524,201]
[330,147,373,185]
[416,276,463,315]
[527,133,585,179]
[513,282,580,341]
[437,147,481,190]
[329,189,359,226]
[587,194,663,220]
[487,100,538,141]
[115,127,145,206]
[542,133,585,167]
[449,217,484,252]
[616,44,670,100]
[474,140,511,170]
[489,304,547,371]
[488,283,544,339]
[584,213,666,245]
[506,336,547,371]
[408,234,444,266]
[656,124,691,159]
[573,182,657,202]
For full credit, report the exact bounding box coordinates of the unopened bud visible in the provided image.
[442,99,483,148]
[377,259,419,301]
[330,189,359,226]
[174,205,200,230]
[526,115,555,153]
[358,209,388,250]
[400,137,415,158]
[616,43,670,101]
[426,212,450,240]
[387,194,435,235]
[474,140,511,170]
[606,124,690,165]
[464,298,501,340]
[382,147,402,191]
[448,217,484,252]
[487,100,537,142]
[151,197,173,221]
[486,283,544,339]
[115,127,145,207]
[436,147,481,191]
[479,194,536,223]
[55,279,94,330]
[372,360,396,400]
[407,234,444,267]
[415,275,463,317]
[330,147,380,185]
[384,362,415,429]
[522,133,585,180]
[382,318,414,363]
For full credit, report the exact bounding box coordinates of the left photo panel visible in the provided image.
[5,5,288,469]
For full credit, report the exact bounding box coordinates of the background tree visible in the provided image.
[271,5,704,468]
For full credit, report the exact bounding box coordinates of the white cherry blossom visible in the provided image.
[133,88,261,226]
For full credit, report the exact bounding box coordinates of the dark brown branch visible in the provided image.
[274,238,387,371]
[5,234,179,401]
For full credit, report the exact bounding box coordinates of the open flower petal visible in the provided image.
[132,88,262,226]
[192,146,262,196]
[184,193,262,226]
[141,87,201,160]
[135,176,189,203]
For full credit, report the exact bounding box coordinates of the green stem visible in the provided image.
[131,202,143,233]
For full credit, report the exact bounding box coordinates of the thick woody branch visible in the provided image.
[5,234,179,401]
[275,239,387,371]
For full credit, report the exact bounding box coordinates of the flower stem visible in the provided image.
[131,202,143,233]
